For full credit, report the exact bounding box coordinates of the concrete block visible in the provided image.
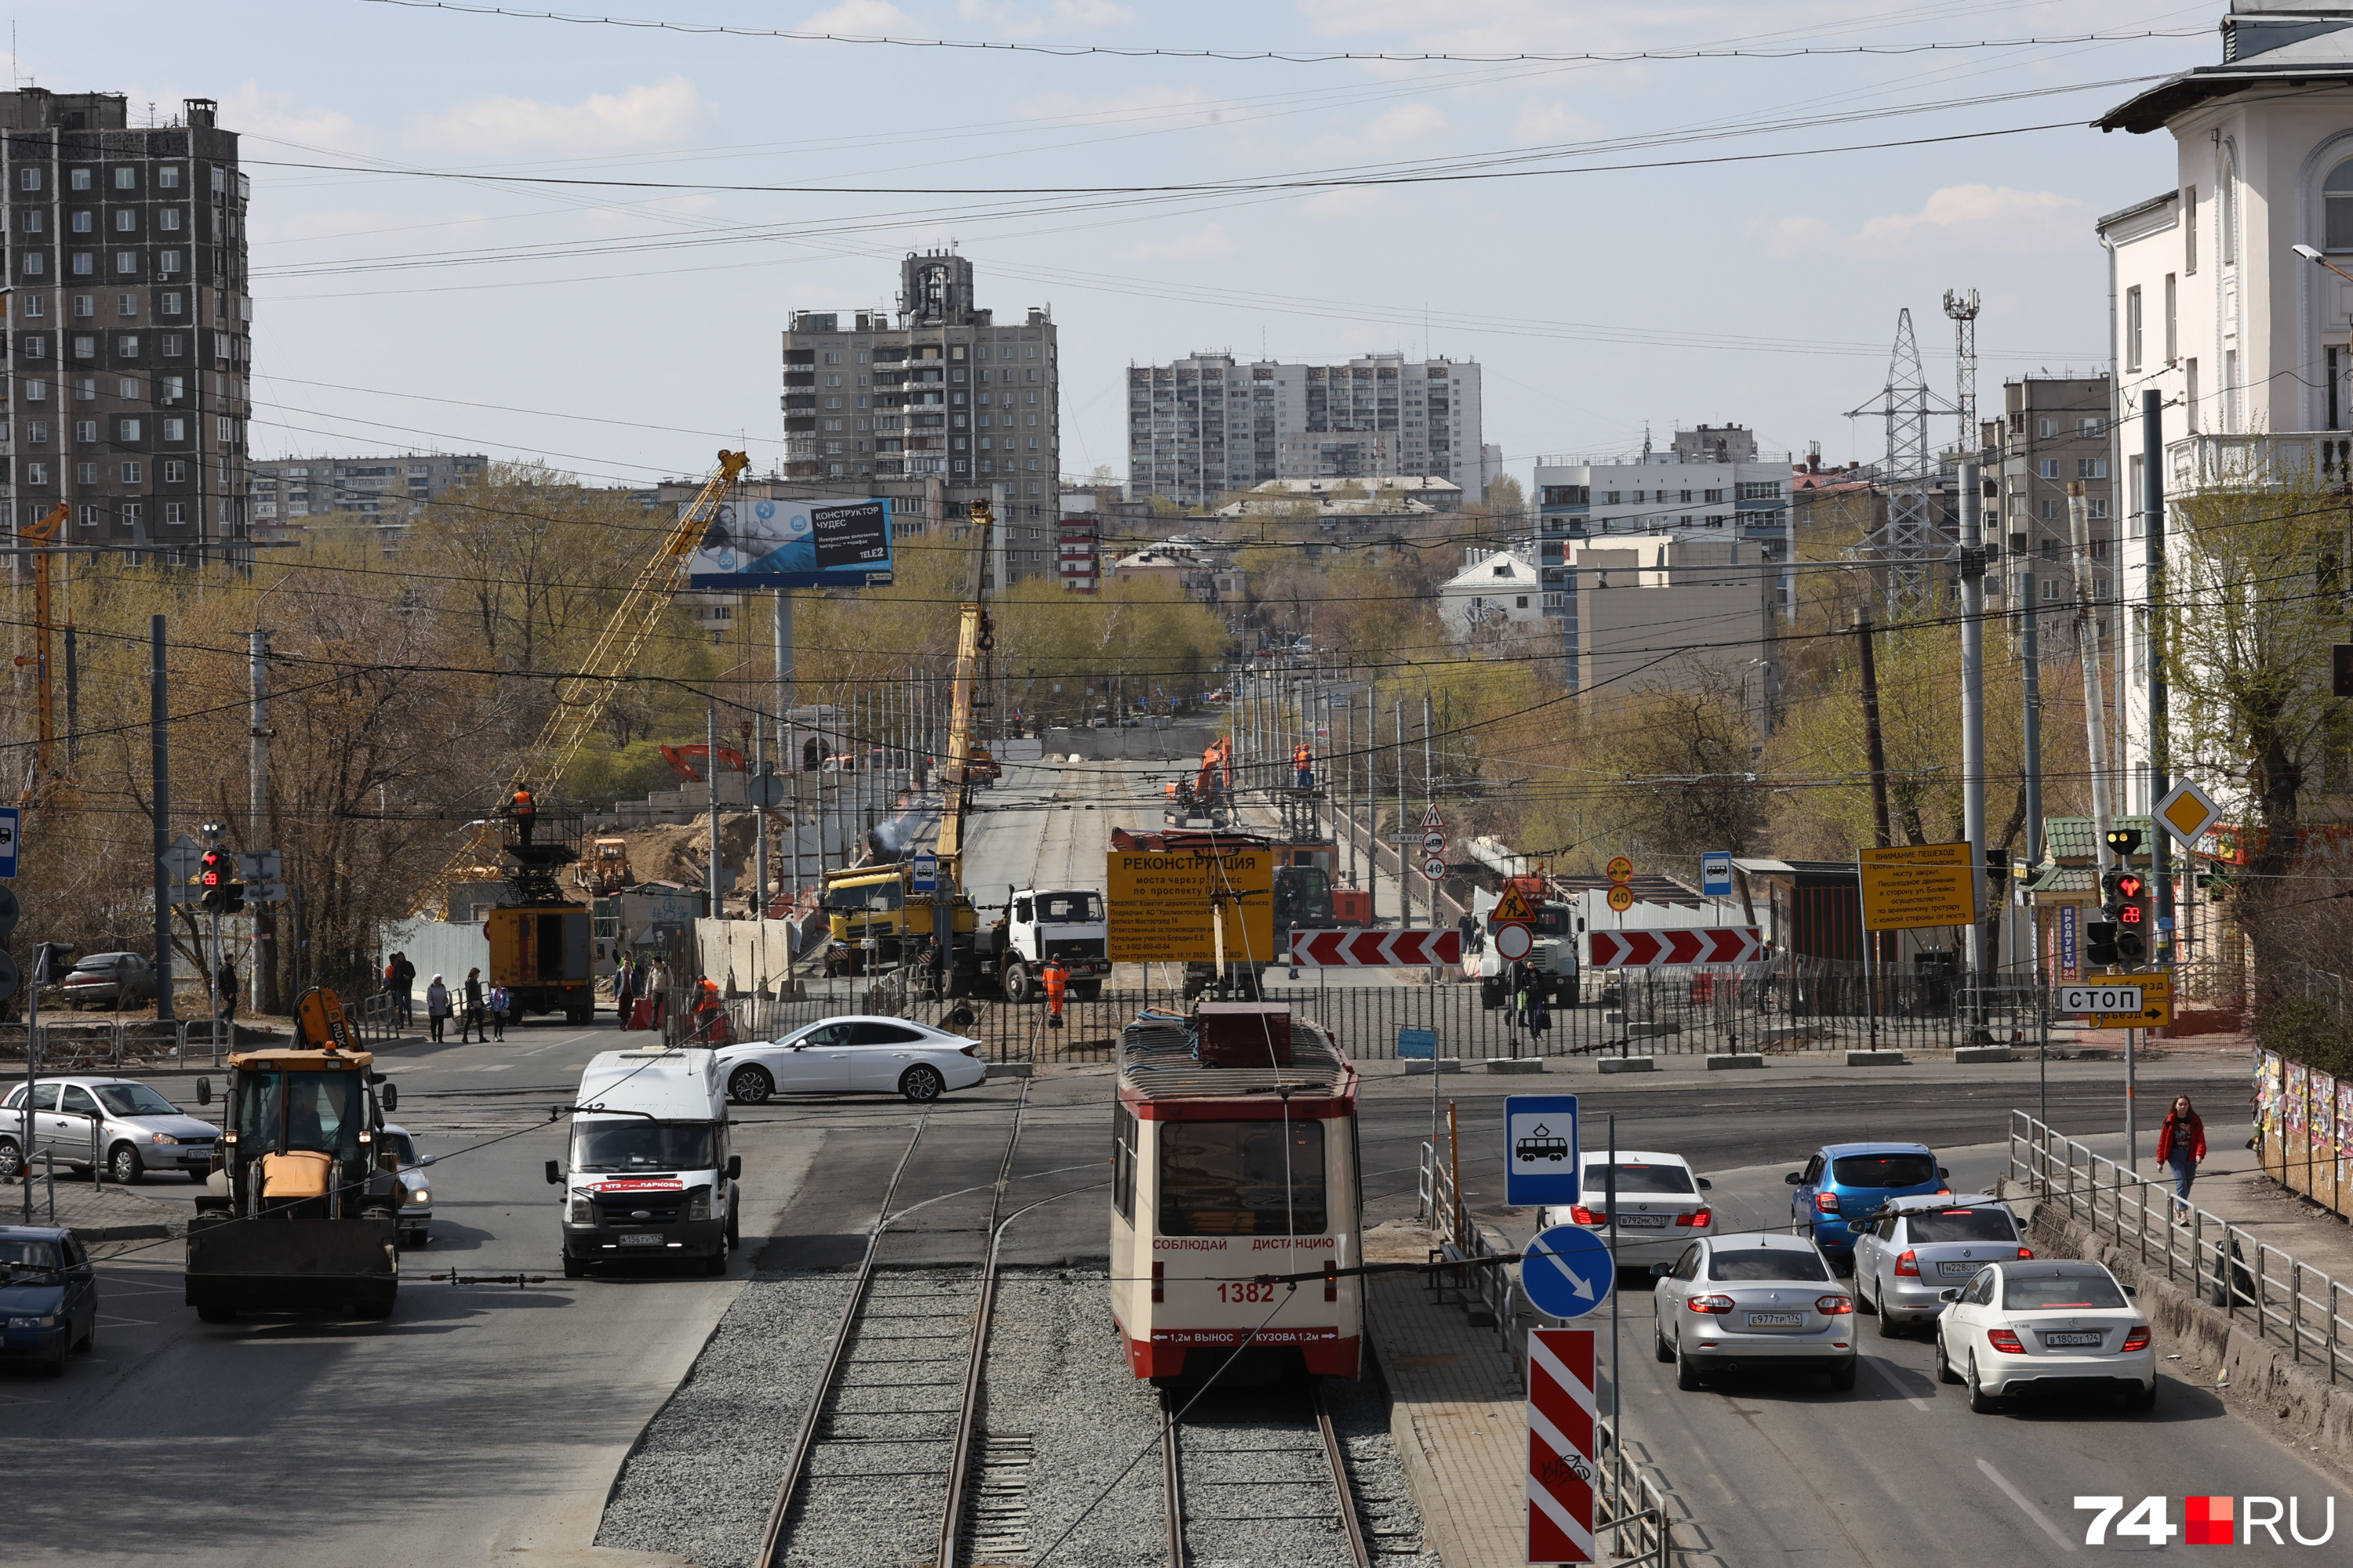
[984,1061,1035,1079]
[1484,1057,1544,1075]
[1706,1053,1766,1070]
[1845,1050,1908,1067]
[1403,1058,1464,1075]
[1597,1056,1656,1075]
[1953,1045,2017,1064]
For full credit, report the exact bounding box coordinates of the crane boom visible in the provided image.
[413,449,751,915]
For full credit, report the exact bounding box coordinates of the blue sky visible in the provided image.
[47,1,2220,493]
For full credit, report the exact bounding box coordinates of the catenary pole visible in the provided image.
[249,627,273,1014]
[2143,389,2173,963]
[151,615,175,1023]
[1958,458,1989,1006]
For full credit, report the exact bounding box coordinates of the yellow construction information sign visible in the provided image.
[2089,969,2174,1030]
[1859,841,1977,932]
[1106,849,1274,964]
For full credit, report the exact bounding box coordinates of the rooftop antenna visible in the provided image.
[1942,287,1982,452]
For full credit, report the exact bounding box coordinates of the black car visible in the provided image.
[0,1226,99,1377]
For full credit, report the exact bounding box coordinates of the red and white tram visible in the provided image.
[1108,1002,1363,1381]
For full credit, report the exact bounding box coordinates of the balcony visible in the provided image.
[2166,431,2353,492]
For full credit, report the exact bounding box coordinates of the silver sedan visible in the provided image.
[380,1124,437,1248]
[1651,1231,1857,1392]
[1851,1195,2033,1335]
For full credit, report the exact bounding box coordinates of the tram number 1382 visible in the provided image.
[1215,1280,1282,1304]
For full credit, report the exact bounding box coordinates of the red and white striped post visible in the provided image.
[1528,1326,1598,1564]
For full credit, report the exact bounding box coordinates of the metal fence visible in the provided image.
[2006,1108,2353,1385]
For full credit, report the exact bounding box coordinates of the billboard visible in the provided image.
[686,496,893,589]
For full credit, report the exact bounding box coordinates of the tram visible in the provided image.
[1107,1002,1364,1382]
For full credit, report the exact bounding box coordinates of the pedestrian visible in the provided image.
[649,959,671,1030]
[215,958,238,1033]
[614,953,635,1028]
[489,983,510,1042]
[394,952,417,1028]
[2158,1093,2207,1220]
[1293,741,1314,790]
[460,967,486,1043]
[1042,955,1068,1029]
[425,974,451,1042]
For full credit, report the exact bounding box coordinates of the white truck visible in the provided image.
[546,1046,740,1279]
[980,886,1111,1003]
[1460,883,1581,1008]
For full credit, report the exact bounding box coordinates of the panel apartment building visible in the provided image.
[780,251,1059,580]
[2,90,251,562]
[1984,373,2114,635]
[1126,351,1485,508]
[251,451,488,535]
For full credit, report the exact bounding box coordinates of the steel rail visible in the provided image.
[1159,1392,1186,1568]
[1311,1381,1375,1568]
[933,1082,1033,1568]
[747,1107,933,1568]
[1157,1377,1373,1568]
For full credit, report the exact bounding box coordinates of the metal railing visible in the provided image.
[2006,1109,2353,1384]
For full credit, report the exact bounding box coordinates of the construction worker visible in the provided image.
[1293,741,1314,790]
[1042,956,1067,1030]
[508,784,537,846]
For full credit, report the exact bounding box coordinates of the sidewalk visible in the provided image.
[1,1171,187,1248]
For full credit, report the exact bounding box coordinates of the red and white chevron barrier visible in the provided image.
[1285,929,1464,967]
[1585,926,1763,969]
[1528,1326,1598,1564]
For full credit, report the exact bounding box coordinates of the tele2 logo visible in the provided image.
[2075,1496,2337,1546]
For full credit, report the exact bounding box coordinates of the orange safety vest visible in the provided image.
[1042,962,1067,1008]
[511,789,535,817]
[1293,744,1311,766]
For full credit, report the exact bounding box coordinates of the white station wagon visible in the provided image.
[713,1016,987,1104]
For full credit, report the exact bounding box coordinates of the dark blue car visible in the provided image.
[1786,1142,1950,1267]
[0,1224,98,1377]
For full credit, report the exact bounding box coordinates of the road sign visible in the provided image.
[1605,884,1634,912]
[1505,1094,1582,1206]
[2156,779,2221,849]
[160,832,202,880]
[1494,922,1534,962]
[749,769,785,809]
[911,853,939,893]
[2337,644,2353,699]
[0,949,15,1003]
[1107,847,1274,963]
[236,849,282,880]
[1605,856,1633,885]
[0,805,17,878]
[0,885,16,940]
[246,881,289,904]
[1420,804,1446,830]
[1493,886,1536,924]
[1586,926,1764,968]
[1288,929,1464,967]
[1420,854,1447,883]
[1420,830,1448,855]
[2059,983,2143,1014]
[1700,851,1733,898]
[1859,841,1977,931]
[1529,1326,1598,1565]
[1397,1027,1437,1060]
[2088,969,2173,1030]
[1522,1224,1613,1321]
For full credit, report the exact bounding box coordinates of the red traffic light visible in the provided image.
[199,849,226,888]
[2115,873,2145,900]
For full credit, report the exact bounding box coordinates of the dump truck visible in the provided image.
[185,987,403,1321]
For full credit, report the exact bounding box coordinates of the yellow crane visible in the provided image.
[933,497,996,870]
[413,449,750,915]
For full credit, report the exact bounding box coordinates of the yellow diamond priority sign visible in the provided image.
[2156,779,2221,850]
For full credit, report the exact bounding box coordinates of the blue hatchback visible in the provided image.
[1786,1143,1949,1265]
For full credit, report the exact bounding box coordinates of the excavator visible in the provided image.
[185,987,404,1321]
[1163,735,1232,828]
[659,743,746,784]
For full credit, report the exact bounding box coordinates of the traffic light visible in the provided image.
[2104,826,2144,860]
[2085,920,2122,966]
[2113,870,2149,962]
[198,848,228,911]
[223,879,246,915]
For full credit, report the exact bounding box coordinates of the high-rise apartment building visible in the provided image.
[1984,374,2113,624]
[1126,351,1485,508]
[2,91,250,562]
[250,451,488,535]
[779,251,1060,574]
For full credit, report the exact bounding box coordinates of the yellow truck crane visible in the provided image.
[185,988,405,1321]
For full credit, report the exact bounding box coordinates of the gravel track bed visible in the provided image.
[1322,1367,1440,1566]
[1170,1384,1361,1568]
[595,1269,854,1566]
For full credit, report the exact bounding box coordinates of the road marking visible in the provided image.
[1977,1457,2078,1552]
[96,1313,156,1328]
[1860,1354,1932,1411]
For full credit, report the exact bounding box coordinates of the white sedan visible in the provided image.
[1934,1259,2155,1413]
[1537,1149,1714,1272]
[715,1016,987,1104]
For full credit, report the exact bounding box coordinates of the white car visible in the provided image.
[1537,1150,1713,1272]
[1850,1194,2032,1335]
[1651,1231,1857,1392]
[380,1123,435,1249]
[715,1016,987,1104]
[1935,1259,2155,1413]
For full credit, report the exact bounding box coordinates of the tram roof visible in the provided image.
[1115,1013,1356,1114]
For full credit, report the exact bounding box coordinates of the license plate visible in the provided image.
[618,1232,663,1246]
[1746,1312,1803,1327]
[2042,1330,2105,1348]
[1615,1213,1669,1228]
[1938,1261,1980,1276]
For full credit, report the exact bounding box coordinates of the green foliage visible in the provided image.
[560,739,685,809]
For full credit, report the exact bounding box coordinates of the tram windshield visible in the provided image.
[1158,1119,1326,1236]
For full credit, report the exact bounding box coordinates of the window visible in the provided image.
[115,209,136,233]
[24,380,42,401]
[164,502,186,526]
[1111,1104,1137,1221]
[163,459,186,482]
[120,460,142,482]
[20,253,41,276]
[113,166,136,190]
[75,420,98,442]
[76,461,97,484]
[118,336,137,358]
[2038,459,2060,481]
[1704,488,1724,504]
[27,421,42,442]
[18,166,38,191]
[1157,1119,1326,1236]
[2088,500,2111,522]
[120,418,141,441]
[73,297,94,319]
[1707,1248,1829,1282]
[2184,185,2198,274]
[2222,143,2238,265]
[21,335,43,358]
[69,168,93,191]
[2077,458,2108,480]
[71,253,93,276]
[2164,272,2177,363]
[19,209,38,233]
[117,293,136,317]
[2185,358,2200,434]
[1736,481,1780,500]
[159,166,180,189]
[71,336,94,359]
[2077,417,2104,438]
[21,295,40,316]
[24,461,44,485]
[161,293,184,316]
[159,251,180,275]
[70,211,92,234]
[2125,285,2143,371]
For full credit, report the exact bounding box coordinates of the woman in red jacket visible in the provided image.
[2157,1093,2206,1218]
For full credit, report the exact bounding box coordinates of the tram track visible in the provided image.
[1161,1376,1374,1568]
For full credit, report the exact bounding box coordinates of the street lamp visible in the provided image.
[2293,242,2353,286]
